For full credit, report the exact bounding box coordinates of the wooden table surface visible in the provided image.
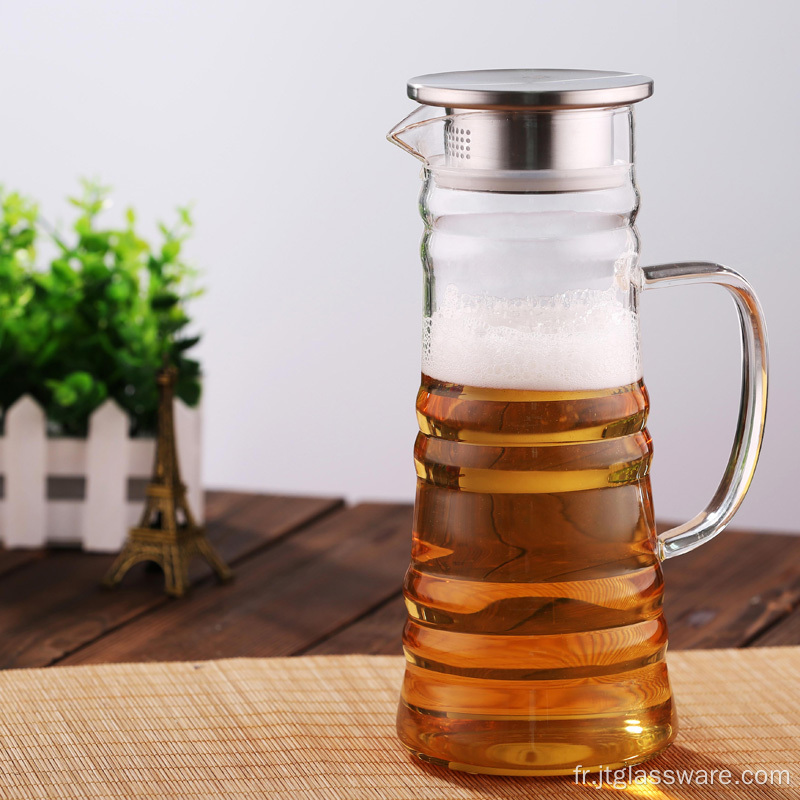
[0,490,798,669]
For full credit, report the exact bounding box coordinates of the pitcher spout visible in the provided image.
[387,105,449,164]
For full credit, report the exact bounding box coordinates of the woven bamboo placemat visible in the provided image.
[0,649,796,799]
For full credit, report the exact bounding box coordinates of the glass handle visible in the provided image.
[641,262,769,560]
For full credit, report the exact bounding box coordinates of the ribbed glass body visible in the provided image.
[396,108,678,775]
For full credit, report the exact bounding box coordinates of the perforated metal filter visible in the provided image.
[443,122,472,162]
[441,108,618,173]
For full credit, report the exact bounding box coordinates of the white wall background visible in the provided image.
[0,0,796,531]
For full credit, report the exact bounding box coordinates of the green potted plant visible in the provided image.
[0,180,204,550]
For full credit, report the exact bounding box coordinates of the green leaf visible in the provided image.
[176,375,201,406]
[16,285,34,308]
[177,206,193,227]
[172,335,201,353]
[161,240,180,261]
[51,259,77,283]
[65,371,94,393]
[48,380,78,407]
[106,280,131,302]
[151,291,180,310]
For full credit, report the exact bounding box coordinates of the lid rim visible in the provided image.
[407,69,654,110]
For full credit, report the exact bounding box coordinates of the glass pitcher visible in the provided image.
[387,70,768,777]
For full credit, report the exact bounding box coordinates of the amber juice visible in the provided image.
[396,375,677,775]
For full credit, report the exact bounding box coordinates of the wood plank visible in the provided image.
[203,490,263,524]
[304,593,405,656]
[744,601,800,646]
[59,504,413,665]
[306,525,800,655]
[661,528,800,649]
[0,493,342,669]
[0,548,45,580]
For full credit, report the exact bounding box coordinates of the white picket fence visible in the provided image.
[0,395,202,552]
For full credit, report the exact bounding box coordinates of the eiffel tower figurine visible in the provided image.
[103,366,232,596]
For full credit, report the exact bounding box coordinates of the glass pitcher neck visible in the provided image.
[417,154,642,392]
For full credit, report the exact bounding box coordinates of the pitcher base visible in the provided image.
[397,700,677,777]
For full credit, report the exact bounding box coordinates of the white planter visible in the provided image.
[0,395,203,552]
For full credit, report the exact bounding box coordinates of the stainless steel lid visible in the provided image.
[407,69,653,110]
[403,69,653,189]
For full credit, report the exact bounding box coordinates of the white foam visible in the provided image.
[422,285,641,391]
